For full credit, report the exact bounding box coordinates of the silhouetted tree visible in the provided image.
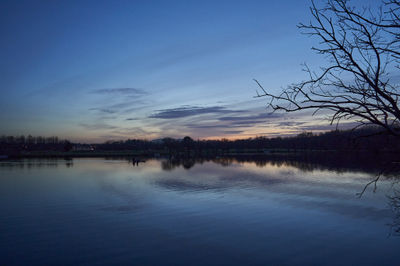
[63,141,73,152]
[162,137,178,155]
[182,136,194,155]
[256,0,400,136]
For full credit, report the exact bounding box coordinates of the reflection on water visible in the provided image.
[158,153,400,175]
[389,191,400,236]
[0,156,399,265]
[0,158,74,169]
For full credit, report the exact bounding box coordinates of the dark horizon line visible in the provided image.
[0,125,391,145]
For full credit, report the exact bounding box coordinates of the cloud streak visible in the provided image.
[218,112,284,122]
[149,106,243,119]
[79,123,118,130]
[89,108,118,114]
[91,88,148,96]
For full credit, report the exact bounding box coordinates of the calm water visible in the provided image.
[0,157,399,265]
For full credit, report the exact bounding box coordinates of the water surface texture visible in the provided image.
[1,157,399,265]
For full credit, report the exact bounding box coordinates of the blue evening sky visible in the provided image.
[0,0,375,142]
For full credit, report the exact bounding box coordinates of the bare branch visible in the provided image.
[256,0,400,136]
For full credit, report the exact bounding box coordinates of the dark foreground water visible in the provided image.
[0,157,399,265]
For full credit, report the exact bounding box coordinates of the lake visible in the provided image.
[1,156,399,265]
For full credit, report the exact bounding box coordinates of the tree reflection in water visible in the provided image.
[159,153,400,175]
[1,154,399,237]
[389,190,400,236]
[158,153,400,236]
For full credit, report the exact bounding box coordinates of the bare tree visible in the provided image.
[256,0,400,136]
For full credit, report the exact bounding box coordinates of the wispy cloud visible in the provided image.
[98,116,117,120]
[222,130,244,134]
[149,106,243,119]
[91,88,148,96]
[278,121,305,127]
[218,112,283,122]
[89,97,150,116]
[89,108,118,114]
[185,124,228,129]
[297,122,357,131]
[79,123,118,130]
[103,127,160,140]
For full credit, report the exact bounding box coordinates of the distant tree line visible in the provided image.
[95,127,400,154]
[1,127,399,156]
[0,135,72,154]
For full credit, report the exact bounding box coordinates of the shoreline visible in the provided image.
[2,149,399,159]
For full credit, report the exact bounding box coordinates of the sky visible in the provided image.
[0,0,374,142]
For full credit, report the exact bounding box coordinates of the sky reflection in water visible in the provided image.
[0,157,399,265]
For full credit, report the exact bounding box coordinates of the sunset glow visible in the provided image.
[0,0,377,142]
